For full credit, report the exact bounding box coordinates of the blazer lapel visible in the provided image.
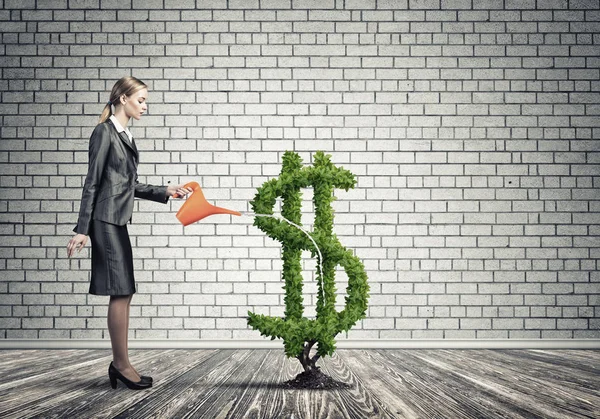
[117,131,139,163]
[108,119,139,162]
[130,137,139,161]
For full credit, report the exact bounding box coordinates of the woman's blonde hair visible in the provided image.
[99,76,148,123]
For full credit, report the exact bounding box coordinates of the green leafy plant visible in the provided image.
[247,151,369,376]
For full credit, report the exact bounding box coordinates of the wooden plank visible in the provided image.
[337,349,430,418]
[435,348,600,398]
[5,349,218,419]
[0,353,113,417]
[0,349,105,384]
[111,349,261,418]
[427,349,600,418]
[176,349,273,418]
[531,349,600,366]
[394,349,590,418]
[319,350,398,419]
[352,349,500,419]
[46,349,219,419]
[0,349,66,367]
[216,349,292,418]
[501,349,600,377]
[242,349,306,418]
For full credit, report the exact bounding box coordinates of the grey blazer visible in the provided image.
[73,118,169,236]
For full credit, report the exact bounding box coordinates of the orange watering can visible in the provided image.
[174,181,241,226]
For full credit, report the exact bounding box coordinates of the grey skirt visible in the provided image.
[89,218,136,296]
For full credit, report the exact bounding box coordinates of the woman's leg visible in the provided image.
[108,294,141,382]
[125,294,142,376]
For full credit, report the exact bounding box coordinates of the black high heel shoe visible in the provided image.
[108,362,152,390]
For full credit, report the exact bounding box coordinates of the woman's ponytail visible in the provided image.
[98,100,113,124]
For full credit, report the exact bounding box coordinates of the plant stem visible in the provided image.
[297,340,322,372]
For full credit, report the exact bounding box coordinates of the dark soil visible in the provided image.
[282,368,351,390]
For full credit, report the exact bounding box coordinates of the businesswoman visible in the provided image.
[67,76,192,390]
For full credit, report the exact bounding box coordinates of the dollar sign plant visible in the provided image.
[247,150,369,375]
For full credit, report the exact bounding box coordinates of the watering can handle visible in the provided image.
[172,181,200,199]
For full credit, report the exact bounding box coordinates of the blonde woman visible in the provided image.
[67,76,192,390]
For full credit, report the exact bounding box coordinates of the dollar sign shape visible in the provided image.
[247,151,369,370]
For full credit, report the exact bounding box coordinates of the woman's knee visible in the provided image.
[109,294,131,304]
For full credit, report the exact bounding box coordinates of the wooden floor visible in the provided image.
[0,349,598,418]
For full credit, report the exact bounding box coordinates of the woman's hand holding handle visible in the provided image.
[167,183,193,199]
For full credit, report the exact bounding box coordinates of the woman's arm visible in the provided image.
[134,178,192,202]
[134,176,170,203]
[72,124,111,236]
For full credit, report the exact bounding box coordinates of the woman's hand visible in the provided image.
[167,184,193,198]
[67,234,88,258]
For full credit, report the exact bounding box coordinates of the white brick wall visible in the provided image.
[0,0,599,342]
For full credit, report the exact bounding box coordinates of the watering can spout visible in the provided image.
[174,181,241,226]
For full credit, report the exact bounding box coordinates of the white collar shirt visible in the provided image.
[109,115,133,142]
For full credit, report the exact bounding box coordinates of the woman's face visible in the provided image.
[120,87,148,120]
